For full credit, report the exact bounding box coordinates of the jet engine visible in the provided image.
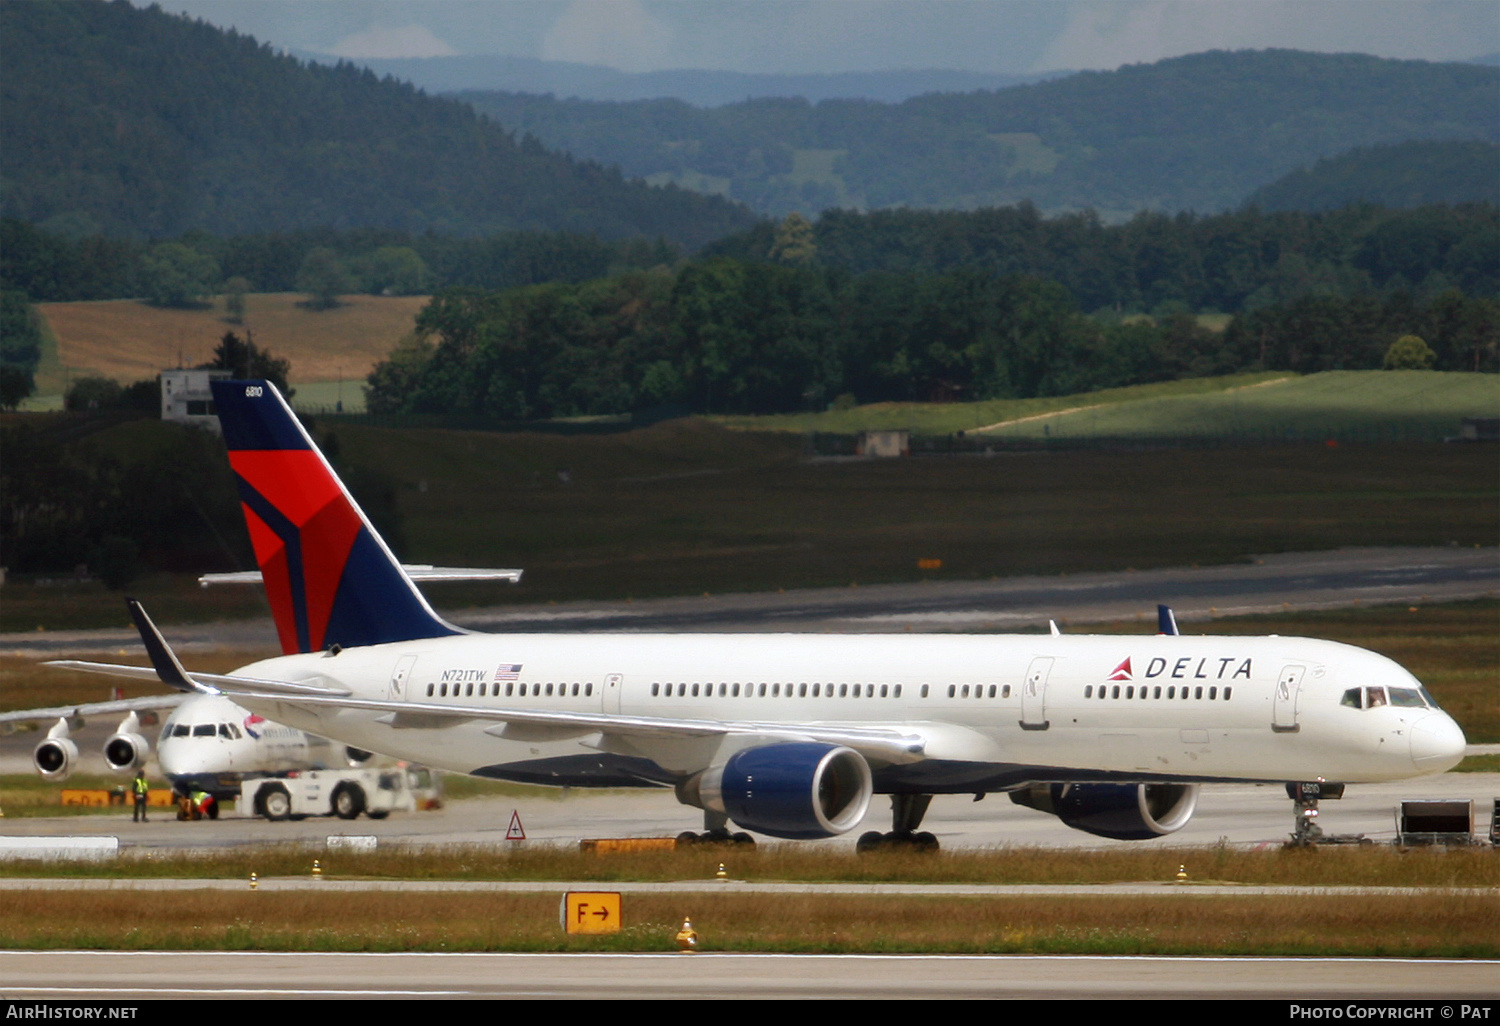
[1009,782,1199,840]
[345,746,375,767]
[33,719,79,782]
[103,712,150,773]
[681,742,873,839]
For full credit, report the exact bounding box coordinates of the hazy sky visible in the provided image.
[144,1,1500,74]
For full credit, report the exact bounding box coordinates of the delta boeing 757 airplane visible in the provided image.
[52,380,1467,848]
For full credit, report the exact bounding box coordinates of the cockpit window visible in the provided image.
[171,724,190,738]
[218,723,243,739]
[1345,686,1433,711]
[192,724,216,737]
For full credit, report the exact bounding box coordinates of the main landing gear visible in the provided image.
[857,794,939,853]
[676,810,754,846]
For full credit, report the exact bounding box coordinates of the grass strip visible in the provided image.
[1,889,1493,956]
[2,842,1496,889]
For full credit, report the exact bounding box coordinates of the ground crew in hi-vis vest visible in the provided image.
[132,770,149,822]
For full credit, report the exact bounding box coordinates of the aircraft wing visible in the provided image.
[42,659,928,766]
[46,660,354,699]
[0,692,186,730]
[54,599,931,768]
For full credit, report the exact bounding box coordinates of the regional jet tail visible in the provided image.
[50,380,1468,849]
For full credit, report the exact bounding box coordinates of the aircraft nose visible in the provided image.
[1409,713,1466,773]
[157,741,185,777]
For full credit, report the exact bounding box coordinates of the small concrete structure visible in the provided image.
[0,836,119,859]
[161,368,231,433]
[1457,417,1499,442]
[855,430,910,457]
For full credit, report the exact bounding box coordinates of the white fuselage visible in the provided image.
[230,631,1465,792]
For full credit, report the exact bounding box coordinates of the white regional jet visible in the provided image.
[52,380,1468,848]
[1,690,373,802]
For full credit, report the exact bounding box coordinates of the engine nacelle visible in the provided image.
[103,732,151,773]
[686,742,874,839]
[34,719,79,782]
[1009,782,1199,840]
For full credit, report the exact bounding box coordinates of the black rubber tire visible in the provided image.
[260,785,291,822]
[332,783,365,820]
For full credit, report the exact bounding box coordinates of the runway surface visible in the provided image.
[2,546,1495,655]
[3,950,1495,999]
[2,771,1496,850]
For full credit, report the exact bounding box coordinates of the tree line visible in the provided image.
[0,219,679,305]
[366,260,1496,421]
[708,202,1499,315]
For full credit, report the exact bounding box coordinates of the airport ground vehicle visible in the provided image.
[242,765,441,821]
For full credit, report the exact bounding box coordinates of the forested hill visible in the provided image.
[460,50,1500,219]
[1244,141,1500,212]
[0,0,753,247]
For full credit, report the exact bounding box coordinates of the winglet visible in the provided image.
[126,599,209,694]
[1157,604,1180,636]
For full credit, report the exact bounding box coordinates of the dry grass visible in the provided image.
[5,841,1496,889]
[1,889,1492,955]
[36,293,426,388]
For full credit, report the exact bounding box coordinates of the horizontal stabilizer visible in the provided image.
[199,566,523,587]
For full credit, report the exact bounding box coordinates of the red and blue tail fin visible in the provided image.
[211,379,462,655]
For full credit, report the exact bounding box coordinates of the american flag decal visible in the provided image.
[495,663,522,680]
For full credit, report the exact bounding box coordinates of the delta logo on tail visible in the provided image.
[211,380,461,655]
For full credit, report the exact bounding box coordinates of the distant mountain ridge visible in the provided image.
[457,49,1500,219]
[1,0,753,245]
[308,52,1066,106]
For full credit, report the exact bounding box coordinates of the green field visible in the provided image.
[982,370,1500,441]
[718,371,1498,441]
[4,422,1494,628]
